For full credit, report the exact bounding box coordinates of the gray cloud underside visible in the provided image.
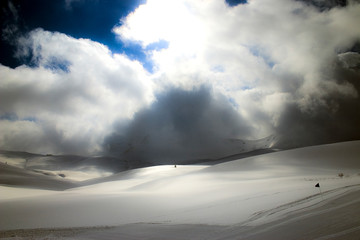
[276,56,360,148]
[104,87,254,167]
[105,56,360,166]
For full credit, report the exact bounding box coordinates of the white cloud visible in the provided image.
[114,0,360,139]
[0,29,153,154]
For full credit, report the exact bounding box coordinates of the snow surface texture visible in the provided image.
[0,141,360,239]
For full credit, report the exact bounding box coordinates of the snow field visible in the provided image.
[0,141,359,233]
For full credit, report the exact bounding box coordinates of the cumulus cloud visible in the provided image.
[113,0,360,150]
[0,28,153,154]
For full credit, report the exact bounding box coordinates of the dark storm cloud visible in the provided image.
[104,87,254,167]
[275,55,360,149]
[270,1,360,149]
[297,0,348,11]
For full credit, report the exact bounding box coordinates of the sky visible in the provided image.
[0,0,360,162]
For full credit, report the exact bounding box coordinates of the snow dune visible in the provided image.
[0,141,360,239]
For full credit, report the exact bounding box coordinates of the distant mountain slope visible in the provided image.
[1,135,280,171]
[0,162,77,190]
[0,150,123,171]
[108,134,280,168]
[0,150,123,181]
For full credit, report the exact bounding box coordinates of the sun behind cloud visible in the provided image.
[0,0,359,155]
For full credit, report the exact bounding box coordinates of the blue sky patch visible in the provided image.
[44,57,71,73]
[145,40,169,51]
[226,0,248,7]
[0,113,36,122]
[211,65,225,73]
[248,46,275,68]
[0,0,146,69]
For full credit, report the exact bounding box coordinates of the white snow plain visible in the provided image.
[1,141,360,239]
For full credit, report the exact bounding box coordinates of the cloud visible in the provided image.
[104,87,254,167]
[275,51,360,148]
[297,0,347,11]
[113,0,360,149]
[1,0,20,43]
[1,0,360,159]
[0,28,153,154]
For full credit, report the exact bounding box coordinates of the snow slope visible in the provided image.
[0,141,360,239]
